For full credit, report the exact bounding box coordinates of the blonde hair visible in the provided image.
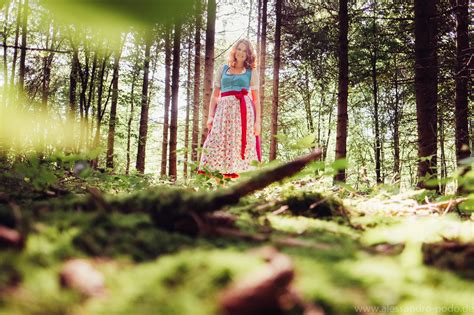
[227,39,257,69]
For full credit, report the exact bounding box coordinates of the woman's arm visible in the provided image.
[251,89,261,136]
[207,87,221,131]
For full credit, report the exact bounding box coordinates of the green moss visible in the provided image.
[83,249,264,315]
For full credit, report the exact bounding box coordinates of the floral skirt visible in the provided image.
[198,94,260,177]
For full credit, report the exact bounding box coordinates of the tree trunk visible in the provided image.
[257,0,261,57]
[136,34,152,174]
[168,21,182,180]
[393,56,401,183]
[18,0,28,93]
[86,51,98,123]
[78,46,90,150]
[451,0,471,165]
[302,67,314,133]
[184,37,192,177]
[439,107,447,193]
[191,0,202,163]
[67,43,79,152]
[259,0,268,123]
[41,24,56,109]
[10,0,21,90]
[371,8,381,184]
[106,48,121,170]
[126,63,139,175]
[247,0,253,38]
[414,0,438,188]
[200,0,216,146]
[269,0,282,161]
[161,28,172,177]
[334,0,349,183]
[91,52,109,169]
[2,1,10,106]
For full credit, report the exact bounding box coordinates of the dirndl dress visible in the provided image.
[198,64,262,177]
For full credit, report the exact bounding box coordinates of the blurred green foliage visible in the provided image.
[42,0,194,34]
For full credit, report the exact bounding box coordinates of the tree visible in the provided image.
[451,0,471,165]
[106,46,121,169]
[168,21,182,180]
[10,0,21,91]
[414,0,438,187]
[2,0,11,105]
[126,53,140,175]
[334,0,349,183]
[258,0,268,123]
[161,27,171,177]
[136,33,152,173]
[191,0,202,163]
[200,0,216,146]
[269,0,282,161]
[91,49,112,169]
[18,0,28,93]
[184,36,192,177]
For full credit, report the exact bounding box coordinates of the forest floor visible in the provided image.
[0,163,473,315]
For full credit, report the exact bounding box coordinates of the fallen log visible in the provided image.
[38,150,323,236]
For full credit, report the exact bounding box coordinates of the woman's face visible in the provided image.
[235,43,248,63]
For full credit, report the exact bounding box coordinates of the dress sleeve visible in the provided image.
[250,67,259,90]
[214,64,224,88]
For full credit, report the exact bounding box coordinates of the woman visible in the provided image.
[198,39,262,178]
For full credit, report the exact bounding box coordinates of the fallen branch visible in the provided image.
[416,197,467,214]
[35,150,323,236]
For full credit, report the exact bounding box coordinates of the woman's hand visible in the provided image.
[207,117,214,132]
[254,119,261,136]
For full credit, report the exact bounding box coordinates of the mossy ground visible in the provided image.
[1,170,473,315]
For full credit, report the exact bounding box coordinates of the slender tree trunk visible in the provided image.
[91,53,109,169]
[136,35,152,173]
[200,0,216,146]
[269,0,282,161]
[2,1,10,106]
[41,24,56,109]
[451,0,471,165]
[10,0,21,90]
[78,46,90,150]
[393,56,401,183]
[126,64,139,175]
[414,0,438,188]
[169,21,181,180]
[334,0,349,183]
[184,38,192,177]
[106,48,121,169]
[247,0,253,38]
[324,96,334,162]
[439,107,447,193]
[257,0,261,58]
[18,0,28,93]
[371,28,381,183]
[161,28,172,177]
[191,0,202,162]
[67,43,79,152]
[302,67,314,133]
[259,0,268,123]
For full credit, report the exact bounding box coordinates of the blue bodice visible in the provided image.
[220,64,252,93]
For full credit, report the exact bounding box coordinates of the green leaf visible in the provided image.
[331,159,348,171]
[291,133,315,150]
